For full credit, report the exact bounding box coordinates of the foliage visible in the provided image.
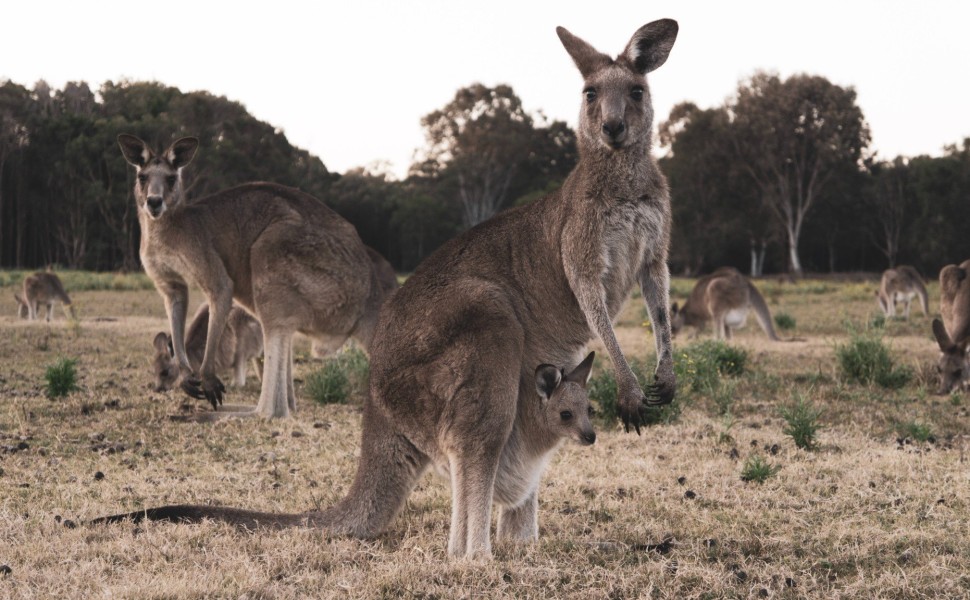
[740,454,781,483]
[835,330,912,389]
[896,420,934,443]
[586,358,681,427]
[780,394,824,450]
[44,357,80,398]
[305,347,369,405]
[774,312,797,331]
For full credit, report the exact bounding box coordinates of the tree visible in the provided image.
[0,81,31,265]
[729,72,870,275]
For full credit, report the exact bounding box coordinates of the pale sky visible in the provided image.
[3,0,968,179]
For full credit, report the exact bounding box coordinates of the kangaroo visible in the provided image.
[311,246,398,358]
[670,267,779,340]
[14,292,28,318]
[95,21,679,560]
[932,259,970,394]
[876,266,928,319]
[92,354,597,540]
[117,134,389,418]
[152,303,263,393]
[19,272,75,321]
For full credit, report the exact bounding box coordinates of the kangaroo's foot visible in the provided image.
[169,405,259,423]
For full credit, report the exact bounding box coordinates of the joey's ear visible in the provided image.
[932,318,955,352]
[622,18,678,74]
[671,302,679,315]
[565,351,595,386]
[556,26,612,79]
[164,137,199,169]
[153,332,171,354]
[535,364,563,400]
[940,265,967,299]
[118,134,152,167]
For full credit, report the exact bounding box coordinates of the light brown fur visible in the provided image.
[118,134,390,419]
[18,272,74,321]
[670,267,779,341]
[933,259,970,394]
[876,266,928,319]
[96,20,679,560]
[152,303,263,392]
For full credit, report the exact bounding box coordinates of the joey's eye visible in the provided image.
[160,369,169,378]
[936,365,943,373]
[166,175,177,187]
[560,410,573,421]
[631,87,644,101]
[137,173,148,184]
[584,88,597,103]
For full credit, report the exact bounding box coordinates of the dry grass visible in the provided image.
[1,276,968,599]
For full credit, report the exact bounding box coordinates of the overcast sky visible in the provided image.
[3,0,968,179]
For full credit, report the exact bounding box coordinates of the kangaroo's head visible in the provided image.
[14,293,28,319]
[152,331,180,392]
[932,318,969,395]
[669,301,684,337]
[117,134,199,220]
[535,351,597,445]
[557,19,677,153]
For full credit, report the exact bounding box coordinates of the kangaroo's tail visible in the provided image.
[88,505,310,529]
[747,280,780,341]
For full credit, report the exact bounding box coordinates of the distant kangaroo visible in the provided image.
[932,259,970,394]
[670,267,779,341]
[18,272,75,321]
[152,303,263,393]
[876,266,928,319]
[118,134,389,418]
[96,20,679,560]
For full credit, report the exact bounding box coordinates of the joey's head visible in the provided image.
[535,351,597,445]
[932,318,969,395]
[557,19,677,153]
[118,134,199,220]
[670,301,685,338]
[151,331,180,392]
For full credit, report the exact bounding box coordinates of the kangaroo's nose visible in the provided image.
[147,196,163,211]
[602,120,626,138]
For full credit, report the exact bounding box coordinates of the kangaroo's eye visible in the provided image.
[137,173,148,184]
[584,88,597,103]
[560,410,573,421]
[166,175,177,187]
[631,87,644,101]
[587,406,595,417]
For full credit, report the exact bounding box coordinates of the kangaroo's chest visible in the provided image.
[599,199,665,312]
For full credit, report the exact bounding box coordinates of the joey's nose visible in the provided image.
[602,120,626,139]
[582,431,596,445]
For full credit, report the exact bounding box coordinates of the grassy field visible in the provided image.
[0,273,967,599]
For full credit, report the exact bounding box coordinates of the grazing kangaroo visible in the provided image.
[118,134,387,418]
[152,303,263,393]
[876,266,928,319]
[96,20,678,560]
[19,272,75,321]
[93,354,597,541]
[670,267,780,340]
[932,259,970,394]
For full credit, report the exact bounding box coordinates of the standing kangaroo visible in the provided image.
[118,134,388,418]
[18,272,75,321]
[932,259,970,394]
[876,266,928,319]
[152,303,263,393]
[95,20,679,560]
[670,267,780,340]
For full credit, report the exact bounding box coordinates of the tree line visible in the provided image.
[1,75,966,276]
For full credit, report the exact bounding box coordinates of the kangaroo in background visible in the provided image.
[94,21,679,560]
[18,272,75,321]
[876,266,928,319]
[118,134,389,419]
[670,267,780,341]
[932,259,970,394]
[152,303,263,393]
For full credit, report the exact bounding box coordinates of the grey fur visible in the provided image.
[670,267,779,341]
[18,272,74,321]
[876,266,928,319]
[934,260,970,394]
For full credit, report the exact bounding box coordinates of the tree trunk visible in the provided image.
[787,230,803,276]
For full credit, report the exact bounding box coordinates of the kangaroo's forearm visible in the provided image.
[200,289,233,376]
[639,261,674,368]
[161,283,191,371]
[569,273,636,386]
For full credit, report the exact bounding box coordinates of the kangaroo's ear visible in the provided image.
[565,351,595,386]
[535,364,563,400]
[671,302,679,315]
[153,332,173,355]
[932,318,955,353]
[940,265,967,299]
[622,19,678,74]
[118,134,152,168]
[556,26,612,79]
[164,137,199,169]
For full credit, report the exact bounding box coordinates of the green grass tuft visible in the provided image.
[740,454,781,483]
[305,347,370,405]
[835,330,911,389]
[780,393,823,450]
[774,312,797,331]
[896,420,934,443]
[44,358,80,399]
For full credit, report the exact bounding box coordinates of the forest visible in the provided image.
[0,75,967,275]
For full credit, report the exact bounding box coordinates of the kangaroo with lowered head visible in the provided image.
[932,259,970,394]
[876,265,928,319]
[152,303,263,393]
[670,266,780,341]
[18,272,75,321]
[118,134,389,418]
[95,20,679,560]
